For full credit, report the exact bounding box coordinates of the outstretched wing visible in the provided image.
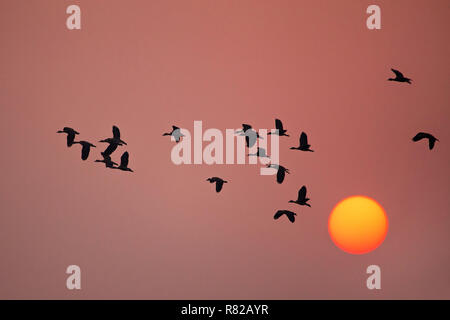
[120,151,129,168]
[300,132,308,147]
[242,124,252,132]
[246,130,257,147]
[429,139,436,150]
[275,119,283,131]
[274,210,285,220]
[172,125,180,131]
[103,143,118,156]
[286,212,296,223]
[412,132,428,142]
[298,186,307,201]
[391,68,404,78]
[216,181,224,192]
[113,125,121,139]
[81,144,90,160]
[276,168,285,184]
[67,133,75,147]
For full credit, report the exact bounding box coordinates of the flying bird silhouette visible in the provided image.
[57,127,79,147]
[113,151,134,172]
[274,210,297,223]
[412,132,439,150]
[99,125,127,156]
[290,132,314,152]
[248,147,270,158]
[388,68,412,84]
[266,164,290,184]
[236,124,263,148]
[73,141,96,160]
[95,153,117,168]
[268,119,289,137]
[289,186,311,207]
[163,126,184,143]
[206,177,228,193]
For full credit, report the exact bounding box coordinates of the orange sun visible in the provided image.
[328,196,388,254]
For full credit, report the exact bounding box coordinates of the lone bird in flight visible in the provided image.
[268,119,289,137]
[73,141,96,160]
[163,126,184,143]
[274,210,297,223]
[289,186,311,207]
[57,127,79,147]
[95,153,117,168]
[290,132,314,152]
[412,132,439,150]
[248,147,270,158]
[266,163,290,184]
[99,125,127,156]
[113,151,134,172]
[206,177,228,193]
[388,68,412,84]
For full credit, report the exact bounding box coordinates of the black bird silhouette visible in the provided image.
[113,151,133,172]
[388,68,412,84]
[248,147,270,158]
[236,124,263,148]
[266,164,290,184]
[206,177,228,193]
[95,153,117,168]
[99,125,127,156]
[57,127,79,147]
[163,126,184,143]
[274,210,297,223]
[412,132,439,150]
[73,141,96,160]
[290,132,314,152]
[235,124,253,134]
[289,186,311,207]
[268,119,289,137]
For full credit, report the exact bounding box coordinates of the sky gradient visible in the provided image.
[0,0,449,299]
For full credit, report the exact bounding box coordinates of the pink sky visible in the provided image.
[0,0,449,299]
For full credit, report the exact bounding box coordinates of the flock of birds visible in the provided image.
[57,125,134,172]
[161,68,439,224]
[163,117,315,223]
[57,69,439,224]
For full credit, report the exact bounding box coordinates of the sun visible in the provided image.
[328,196,388,254]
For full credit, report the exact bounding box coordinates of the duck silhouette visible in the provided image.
[388,68,412,84]
[73,141,96,160]
[290,132,314,152]
[412,132,439,150]
[274,210,297,223]
[206,177,228,193]
[57,127,79,147]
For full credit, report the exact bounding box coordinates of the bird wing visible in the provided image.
[120,152,129,168]
[275,119,283,131]
[298,186,307,201]
[103,143,118,156]
[246,131,257,147]
[274,210,285,220]
[172,125,180,131]
[391,69,404,78]
[286,212,295,223]
[113,125,121,139]
[412,132,430,142]
[429,138,436,150]
[300,132,308,146]
[81,144,90,160]
[242,124,252,132]
[216,180,224,192]
[67,133,75,147]
[277,168,285,184]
